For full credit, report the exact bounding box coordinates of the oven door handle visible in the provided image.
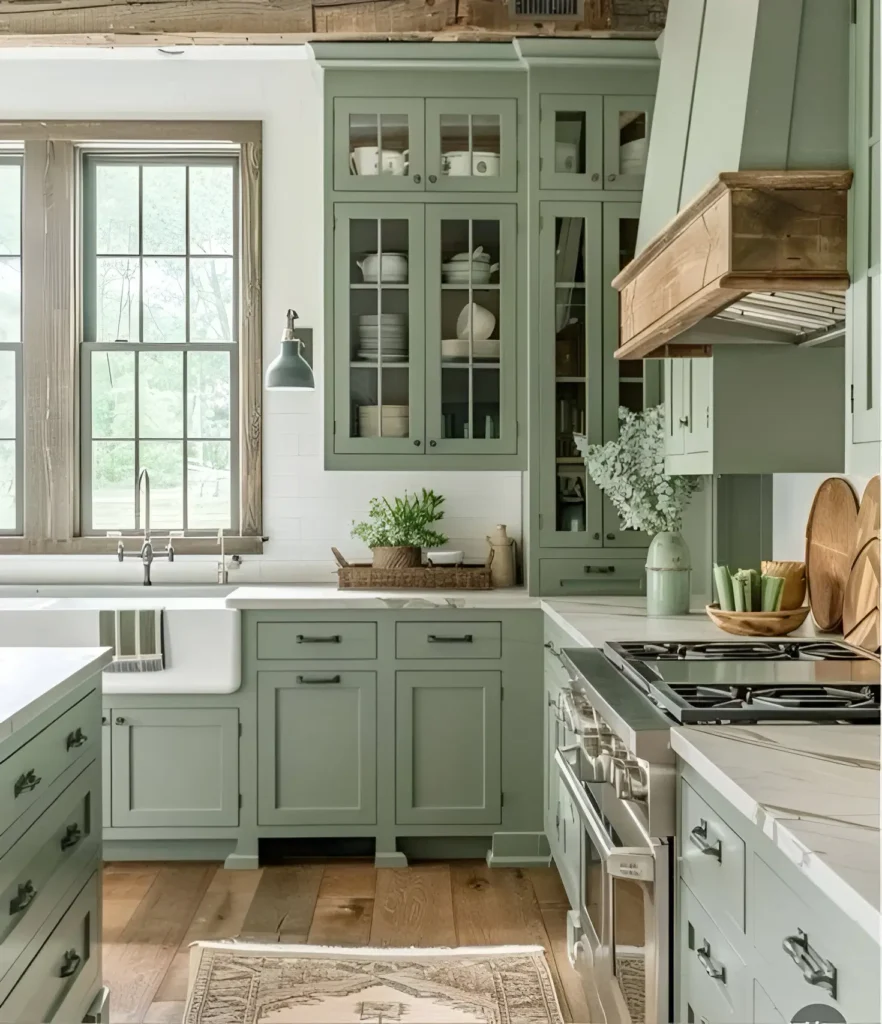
[555,748,655,883]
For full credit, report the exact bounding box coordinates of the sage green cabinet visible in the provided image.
[664,346,845,475]
[333,202,518,457]
[847,0,881,473]
[333,96,517,194]
[109,708,239,828]
[257,671,376,826]
[395,670,501,825]
[537,93,653,192]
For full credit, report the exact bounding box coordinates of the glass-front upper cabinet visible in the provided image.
[601,203,656,546]
[333,99,425,192]
[425,206,517,453]
[425,100,518,192]
[333,205,425,454]
[538,204,605,547]
[603,96,654,190]
[539,95,603,190]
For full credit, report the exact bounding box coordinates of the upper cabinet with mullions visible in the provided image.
[333,97,518,193]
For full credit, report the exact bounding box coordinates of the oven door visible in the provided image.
[556,747,670,1024]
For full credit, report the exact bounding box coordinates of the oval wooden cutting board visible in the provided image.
[843,537,881,653]
[854,475,881,556]
[805,477,859,631]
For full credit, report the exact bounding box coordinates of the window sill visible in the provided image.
[0,536,265,556]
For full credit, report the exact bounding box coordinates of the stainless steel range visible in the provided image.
[551,638,881,1024]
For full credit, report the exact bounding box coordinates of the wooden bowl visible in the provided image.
[705,603,811,637]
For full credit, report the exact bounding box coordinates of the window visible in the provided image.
[0,154,21,535]
[81,153,239,534]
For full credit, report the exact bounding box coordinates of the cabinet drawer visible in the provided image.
[0,870,99,1023]
[0,691,99,839]
[752,855,879,1024]
[396,621,501,660]
[256,621,377,660]
[753,980,785,1023]
[679,881,749,1024]
[0,764,99,987]
[680,780,745,932]
[539,558,646,596]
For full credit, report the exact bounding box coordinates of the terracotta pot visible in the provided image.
[372,546,421,569]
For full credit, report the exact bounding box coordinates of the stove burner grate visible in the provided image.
[615,640,867,662]
[666,683,879,711]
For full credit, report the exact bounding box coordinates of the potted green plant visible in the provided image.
[351,489,448,569]
[575,405,701,616]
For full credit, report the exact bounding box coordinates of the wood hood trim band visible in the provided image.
[612,170,853,361]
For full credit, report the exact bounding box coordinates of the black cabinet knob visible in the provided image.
[608,173,617,181]
[591,173,600,182]
[593,532,600,540]
[115,716,126,725]
[428,174,437,183]
[429,440,437,447]
[413,439,421,447]
[413,174,421,183]
[606,533,616,540]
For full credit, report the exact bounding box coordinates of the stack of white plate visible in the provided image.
[620,138,647,175]
[358,405,409,438]
[356,313,408,362]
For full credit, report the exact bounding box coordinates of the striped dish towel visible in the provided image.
[99,609,165,672]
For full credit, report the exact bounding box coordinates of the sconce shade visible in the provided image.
[265,339,315,391]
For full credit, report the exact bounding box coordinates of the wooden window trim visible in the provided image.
[0,121,263,555]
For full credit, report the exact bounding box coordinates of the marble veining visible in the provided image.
[672,724,880,941]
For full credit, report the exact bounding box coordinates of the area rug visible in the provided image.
[184,941,566,1024]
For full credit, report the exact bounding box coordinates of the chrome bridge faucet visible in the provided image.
[117,469,175,585]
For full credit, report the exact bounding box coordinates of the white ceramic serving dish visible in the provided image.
[450,247,490,264]
[555,141,580,173]
[441,338,501,360]
[350,147,409,176]
[358,405,410,437]
[357,252,408,283]
[456,303,496,341]
[442,151,501,177]
[426,550,465,566]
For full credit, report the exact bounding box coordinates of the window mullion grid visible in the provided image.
[182,349,189,533]
[133,349,141,532]
[183,163,191,532]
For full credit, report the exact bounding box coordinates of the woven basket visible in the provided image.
[332,548,493,590]
[371,545,421,569]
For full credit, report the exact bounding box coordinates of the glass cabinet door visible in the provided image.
[602,203,656,546]
[333,205,425,454]
[333,99,425,192]
[538,204,604,547]
[424,205,517,455]
[425,100,517,192]
[539,95,603,191]
[603,96,654,190]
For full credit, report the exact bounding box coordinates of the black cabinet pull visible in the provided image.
[583,566,615,574]
[66,727,88,750]
[606,533,616,541]
[61,824,83,851]
[59,949,82,978]
[295,634,341,644]
[689,819,722,862]
[9,881,37,915]
[14,769,41,798]
[296,675,342,685]
[427,634,473,643]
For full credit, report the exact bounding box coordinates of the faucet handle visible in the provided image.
[117,541,125,562]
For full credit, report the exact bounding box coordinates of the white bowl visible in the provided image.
[426,550,464,566]
[441,338,501,360]
[456,303,496,341]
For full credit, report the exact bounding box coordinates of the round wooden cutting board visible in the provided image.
[854,475,881,557]
[842,537,881,653]
[805,477,859,631]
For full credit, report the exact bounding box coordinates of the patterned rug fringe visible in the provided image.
[192,940,548,957]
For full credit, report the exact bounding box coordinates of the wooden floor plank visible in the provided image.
[307,897,374,946]
[370,864,456,947]
[103,864,215,1024]
[526,867,571,909]
[317,861,377,900]
[153,867,265,1003]
[541,907,601,1024]
[239,864,324,944]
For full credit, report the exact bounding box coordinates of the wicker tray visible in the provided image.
[332,548,493,590]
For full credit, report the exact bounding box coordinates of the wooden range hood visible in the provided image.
[612,170,853,360]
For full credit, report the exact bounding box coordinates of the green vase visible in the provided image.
[646,531,691,616]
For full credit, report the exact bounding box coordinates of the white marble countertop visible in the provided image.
[225,585,541,610]
[0,647,112,741]
[671,724,881,941]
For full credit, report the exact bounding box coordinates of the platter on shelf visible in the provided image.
[441,338,501,360]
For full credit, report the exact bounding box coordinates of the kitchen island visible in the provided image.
[0,647,110,1024]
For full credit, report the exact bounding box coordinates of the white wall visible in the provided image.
[773,473,871,561]
[0,48,522,584]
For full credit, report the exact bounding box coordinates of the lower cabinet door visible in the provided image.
[110,708,239,827]
[395,670,501,825]
[257,671,377,826]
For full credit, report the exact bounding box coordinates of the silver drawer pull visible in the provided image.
[59,949,82,978]
[61,824,83,851]
[782,929,837,997]
[296,675,342,685]
[66,727,88,750]
[689,819,722,862]
[428,634,473,643]
[544,641,564,662]
[295,634,341,644]
[9,880,37,915]
[696,940,726,983]
[583,565,616,574]
[14,769,41,798]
